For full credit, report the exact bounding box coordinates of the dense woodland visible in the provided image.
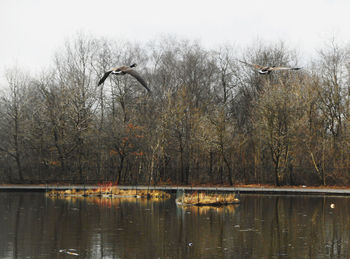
[1,34,350,186]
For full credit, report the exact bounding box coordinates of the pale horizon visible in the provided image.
[1,0,349,86]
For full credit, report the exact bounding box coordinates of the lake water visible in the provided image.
[0,191,349,258]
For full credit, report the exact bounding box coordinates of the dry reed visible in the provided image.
[176,192,239,206]
[46,187,171,200]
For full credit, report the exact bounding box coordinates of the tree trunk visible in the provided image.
[274,158,280,186]
[116,155,125,184]
[209,151,213,183]
[13,124,24,182]
[223,155,233,186]
[53,128,66,177]
[179,142,184,184]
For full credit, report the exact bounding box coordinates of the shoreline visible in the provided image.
[1,184,350,196]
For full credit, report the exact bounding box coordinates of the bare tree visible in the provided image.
[0,68,31,181]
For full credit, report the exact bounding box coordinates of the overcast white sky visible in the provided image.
[0,0,349,85]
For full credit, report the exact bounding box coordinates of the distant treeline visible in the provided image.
[1,34,350,186]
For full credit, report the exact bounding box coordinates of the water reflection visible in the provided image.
[0,192,350,258]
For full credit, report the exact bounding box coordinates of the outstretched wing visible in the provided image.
[98,70,113,86]
[125,69,151,92]
[239,60,264,70]
[271,66,301,71]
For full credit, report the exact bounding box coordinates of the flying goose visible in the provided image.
[98,63,151,92]
[239,60,301,75]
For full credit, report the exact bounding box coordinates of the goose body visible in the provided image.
[239,60,301,74]
[98,63,150,92]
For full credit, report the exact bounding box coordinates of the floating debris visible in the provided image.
[59,249,79,256]
[330,203,335,209]
[238,228,258,232]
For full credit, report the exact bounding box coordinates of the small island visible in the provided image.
[46,184,171,200]
[176,191,240,206]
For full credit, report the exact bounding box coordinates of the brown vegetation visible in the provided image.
[176,192,239,206]
[2,35,350,186]
[46,186,171,199]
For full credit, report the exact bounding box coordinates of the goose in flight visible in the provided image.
[239,60,301,75]
[98,63,151,92]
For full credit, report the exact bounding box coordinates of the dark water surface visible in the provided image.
[0,192,349,258]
